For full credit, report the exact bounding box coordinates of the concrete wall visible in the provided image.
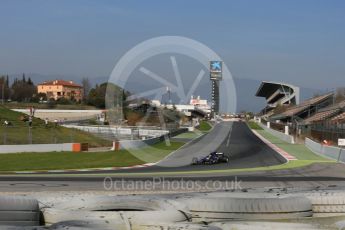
[0,143,73,154]
[118,137,162,150]
[64,125,169,138]
[305,138,345,162]
[117,128,188,150]
[258,122,295,144]
[13,109,102,122]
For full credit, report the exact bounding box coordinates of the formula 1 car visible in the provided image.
[191,151,229,165]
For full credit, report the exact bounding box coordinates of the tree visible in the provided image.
[335,87,345,103]
[31,92,47,103]
[0,75,11,102]
[87,82,127,109]
[11,74,36,102]
[81,77,91,102]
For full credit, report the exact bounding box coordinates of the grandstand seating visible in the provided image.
[271,93,334,121]
[331,112,345,123]
[304,109,340,124]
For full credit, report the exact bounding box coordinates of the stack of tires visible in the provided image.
[177,192,313,221]
[302,190,345,217]
[0,196,40,226]
[42,195,218,230]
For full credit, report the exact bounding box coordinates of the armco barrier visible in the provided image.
[118,134,169,150]
[258,122,295,144]
[117,128,188,150]
[0,143,74,154]
[305,138,345,162]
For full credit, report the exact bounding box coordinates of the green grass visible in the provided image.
[173,131,202,139]
[0,105,111,147]
[0,141,184,172]
[247,121,263,130]
[256,129,329,161]
[197,120,212,132]
[127,141,185,163]
[4,102,97,110]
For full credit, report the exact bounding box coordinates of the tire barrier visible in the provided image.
[303,191,345,217]
[0,196,40,226]
[49,221,221,230]
[42,196,191,227]
[211,221,318,230]
[49,220,116,230]
[178,193,312,221]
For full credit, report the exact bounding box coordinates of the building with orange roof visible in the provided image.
[37,80,83,102]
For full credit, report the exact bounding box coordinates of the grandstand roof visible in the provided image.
[271,93,333,120]
[256,81,299,101]
[256,81,300,116]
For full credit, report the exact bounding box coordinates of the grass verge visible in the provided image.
[197,120,212,132]
[247,121,263,130]
[256,129,329,161]
[0,105,111,147]
[0,141,184,172]
[173,131,202,139]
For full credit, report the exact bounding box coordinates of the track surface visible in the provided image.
[117,121,286,173]
[1,121,345,193]
[9,121,285,175]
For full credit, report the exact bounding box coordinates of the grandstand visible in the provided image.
[255,81,300,116]
[304,100,345,124]
[331,112,345,124]
[255,81,345,144]
[270,93,334,122]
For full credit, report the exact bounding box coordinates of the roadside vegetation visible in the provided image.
[0,106,111,147]
[197,120,212,132]
[247,121,263,130]
[4,102,97,110]
[0,141,184,172]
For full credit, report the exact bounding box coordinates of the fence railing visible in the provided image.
[309,122,345,145]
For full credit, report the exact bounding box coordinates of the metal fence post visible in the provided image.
[337,148,343,162]
[28,126,32,144]
[3,126,7,144]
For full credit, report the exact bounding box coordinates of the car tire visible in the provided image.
[211,221,317,230]
[304,191,345,216]
[179,193,312,221]
[0,196,40,226]
[49,220,221,230]
[43,196,191,226]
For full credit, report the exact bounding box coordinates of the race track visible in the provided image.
[1,121,345,192]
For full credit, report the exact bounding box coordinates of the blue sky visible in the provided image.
[0,0,345,90]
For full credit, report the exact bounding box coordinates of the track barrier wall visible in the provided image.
[258,122,295,144]
[305,137,345,162]
[114,128,188,150]
[0,143,74,154]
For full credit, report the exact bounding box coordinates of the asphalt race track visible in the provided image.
[110,121,287,173]
[1,121,345,192]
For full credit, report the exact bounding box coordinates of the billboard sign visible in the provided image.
[338,139,345,146]
[210,61,222,80]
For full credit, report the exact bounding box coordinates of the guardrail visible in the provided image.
[305,137,345,162]
[258,122,295,144]
[0,143,74,154]
[63,125,170,141]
